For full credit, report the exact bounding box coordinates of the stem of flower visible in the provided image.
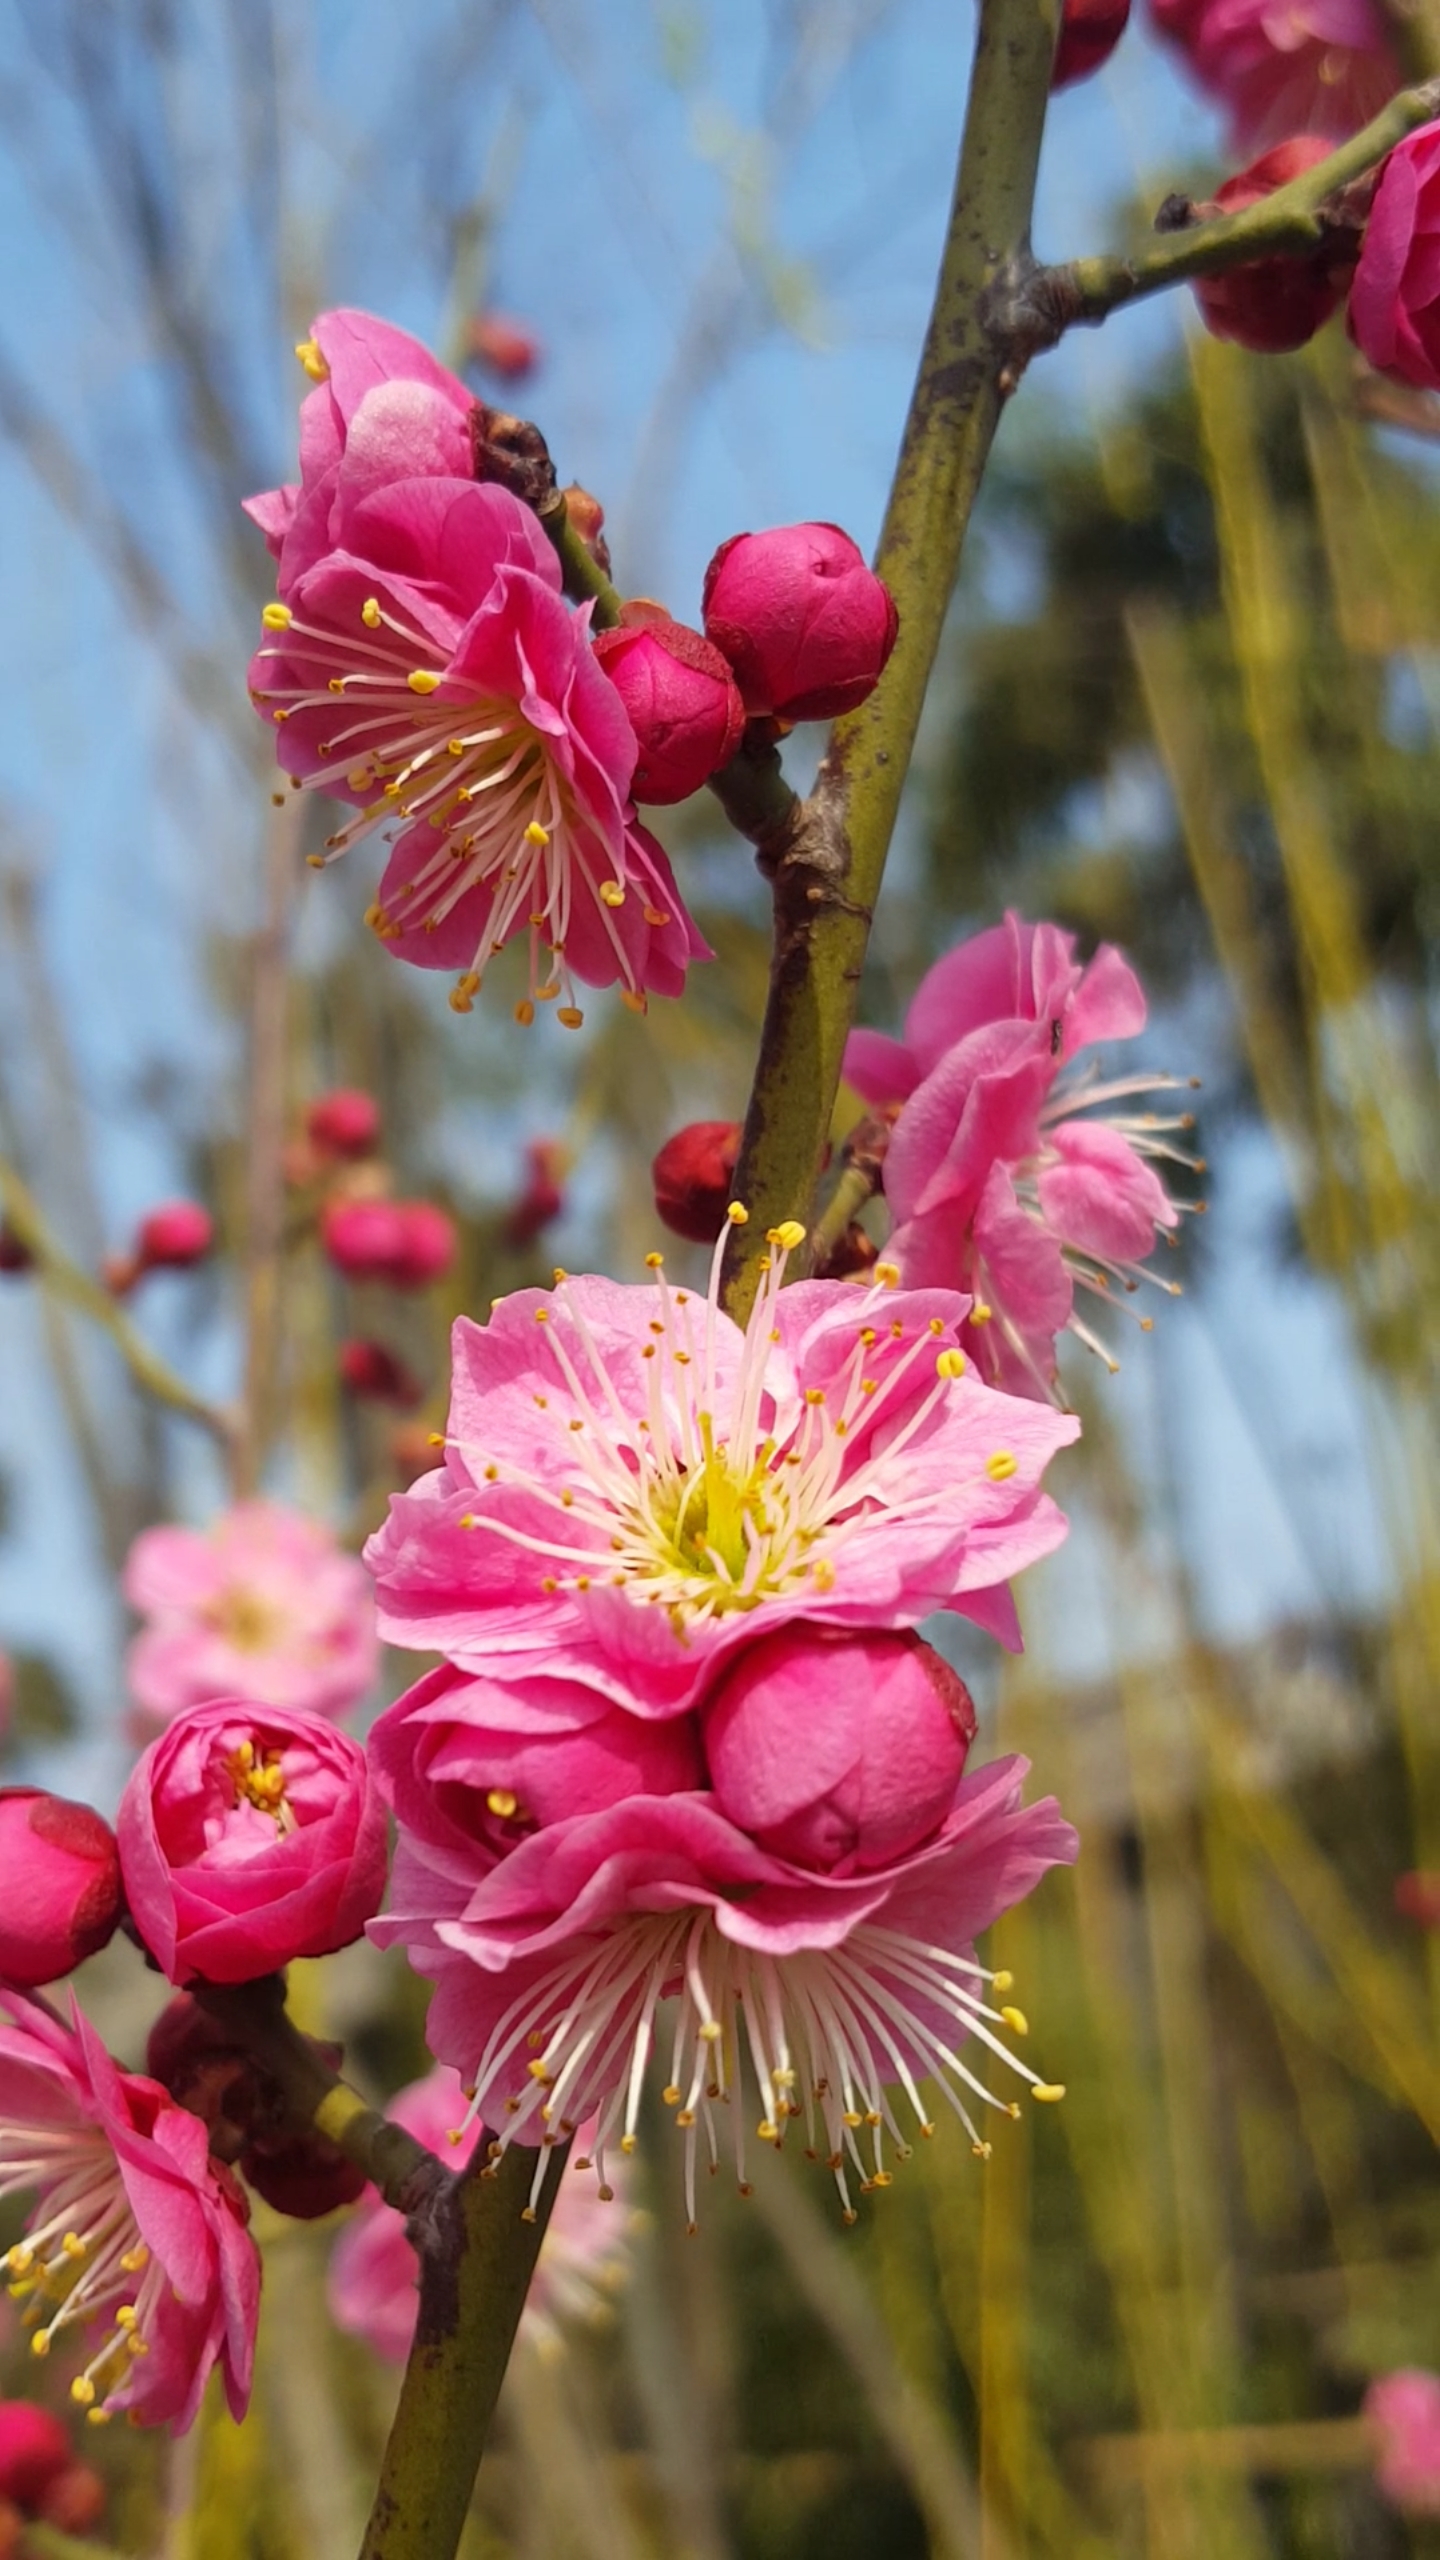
[356,2143,564,2560]
[0,1158,236,1452]
[540,497,625,628]
[721,0,1060,1314]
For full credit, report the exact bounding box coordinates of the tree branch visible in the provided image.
[722,0,1061,1313]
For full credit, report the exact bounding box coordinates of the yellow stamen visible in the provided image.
[261,602,292,630]
[294,338,329,380]
[407,669,441,695]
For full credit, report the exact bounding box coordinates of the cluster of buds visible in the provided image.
[103,1201,215,1297]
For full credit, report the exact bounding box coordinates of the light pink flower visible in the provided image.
[328,2066,632,2363]
[365,1224,1079,1714]
[117,1699,389,1986]
[247,370,707,1022]
[123,1502,377,1727]
[0,1991,259,2431]
[1147,0,1394,146]
[1366,2369,1440,2515]
[1349,124,1440,390]
[372,1755,1076,2226]
[845,913,1194,1398]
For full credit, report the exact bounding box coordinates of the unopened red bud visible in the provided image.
[339,1337,423,1408]
[594,619,746,805]
[322,1197,406,1283]
[145,1992,263,2147]
[468,311,542,381]
[503,1139,567,1249]
[136,1201,214,1273]
[652,1121,743,1244]
[307,1089,381,1160]
[240,2129,368,2220]
[36,2464,108,2534]
[1193,138,1351,353]
[1396,1870,1440,1927]
[0,1225,31,1275]
[703,523,898,722]
[388,1201,457,1288]
[0,2403,73,2510]
[563,483,611,573]
[1052,0,1130,86]
[0,1789,123,1986]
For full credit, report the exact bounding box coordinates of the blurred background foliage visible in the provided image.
[0,2,1437,2555]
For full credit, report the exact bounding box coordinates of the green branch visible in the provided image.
[539,494,624,627]
[721,0,1061,1314]
[0,1159,235,1452]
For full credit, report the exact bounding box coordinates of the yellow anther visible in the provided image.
[804,1388,826,1406]
[427,1431,446,1448]
[87,2407,112,2427]
[120,2246,149,2274]
[30,2330,50,2359]
[294,338,329,381]
[756,2121,780,2143]
[557,1006,584,1029]
[726,1201,749,1226]
[514,999,536,1026]
[449,972,481,1014]
[1030,2083,1066,2104]
[875,1261,900,1288]
[61,2233,87,2260]
[526,2059,552,2084]
[991,1970,1014,1994]
[361,597,382,628]
[1000,2006,1029,2037]
[971,1300,993,1325]
[261,602,292,630]
[306,852,324,868]
[645,1251,665,1269]
[768,1221,806,1252]
[446,2127,465,2146]
[643,903,671,928]
[599,880,625,907]
[71,2376,96,2407]
[620,988,648,1013]
[619,2134,638,2155]
[407,669,441,694]
[486,1790,519,1821]
[972,2140,993,2160]
[985,1451,1018,1482]
[524,821,551,848]
[936,1348,966,1380]
[810,1558,836,1592]
[698,2019,723,2043]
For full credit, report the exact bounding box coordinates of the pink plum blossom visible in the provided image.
[245,319,707,1023]
[328,2066,632,2363]
[1147,0,1395,147]
[844,912,1194,1399]
[117,1699,388,1986]
[0,1990,258,2430]
[1349,124,1440,391]
[371,1752,1076,2226]
[1365,2369,1440,2515]
[365,1224,1079,1715]
[123,1501,377,1727]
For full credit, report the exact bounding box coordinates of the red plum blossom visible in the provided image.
[702,523,898,722]
[0,1990,259,2429]
[651,1119,742,1243]
[123,1501,377,1726]
[845,912,1193,1398]
[1193,138,1354,351]
[117,1699,388,1985]
[1147,0,1395,145]
[1366,2369,1440,2515]
[1350,124,1440,390]
[0,1791,123,1987]
[365,1228,1079,1716]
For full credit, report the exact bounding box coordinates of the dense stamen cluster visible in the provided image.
[0,2126,157,2423]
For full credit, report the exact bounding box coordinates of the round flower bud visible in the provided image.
[702,1626,977,1876]
[0,1789,124,1985]
[34,2467,106,2535]
[1194,138,1351,352]
[307,1088,381,1160]
[388,1201,458,1289]
[339,1338,423,1408]
[467,312,541,382]
[593,619,745,804]
[321,1196,408,1283]
[1350,121,1440,388]
[652,1120,742,1244]
[136,1201,215,1273]
[239,2129,368,2220]
[117,1699,389,1985]
[702,523,898,722]
[0,2404,73,2510]
[1052,0,1130,85]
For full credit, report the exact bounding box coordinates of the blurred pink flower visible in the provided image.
[328,2066,631,2363]
[123,1502,377,1727]
[372,1755,1075,2225]
[845,913,1194,1399]
[1366,2369,1440,2514]
[1147,0,1395,145]
[0,1990,258,2430]
[1349,124,1440,390]
[117,1699,388,1986]
[365,1230,1079,1715]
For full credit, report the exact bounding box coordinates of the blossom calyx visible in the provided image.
[703,1626,976,1874]
[702,523,898,722]
[0,1789,123,1985]
[1193,138,1355,352]
[593,619,745,804]
[117,1699,389,1984]
[651,1120,742,1242]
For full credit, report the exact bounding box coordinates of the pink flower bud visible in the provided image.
[467,312,542,381]
[593,619,745,804]
[322,1196,408,1282]
[0,1789,123,1985]
[652,1120,742,1244]
[339,1337,423,1408]
[702,523,898,722]
[1194,138,1352,352]
[1351,121,1440,388]
[117,1699,389,1985]
[307,1088,381,1160]
[1052,0,1130,84]
[35,2466,107,2535]
[702,1627,977,1876]
[136,1200,214,1273]
[388,1201,458,1289]
[0,2404,73,2511]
